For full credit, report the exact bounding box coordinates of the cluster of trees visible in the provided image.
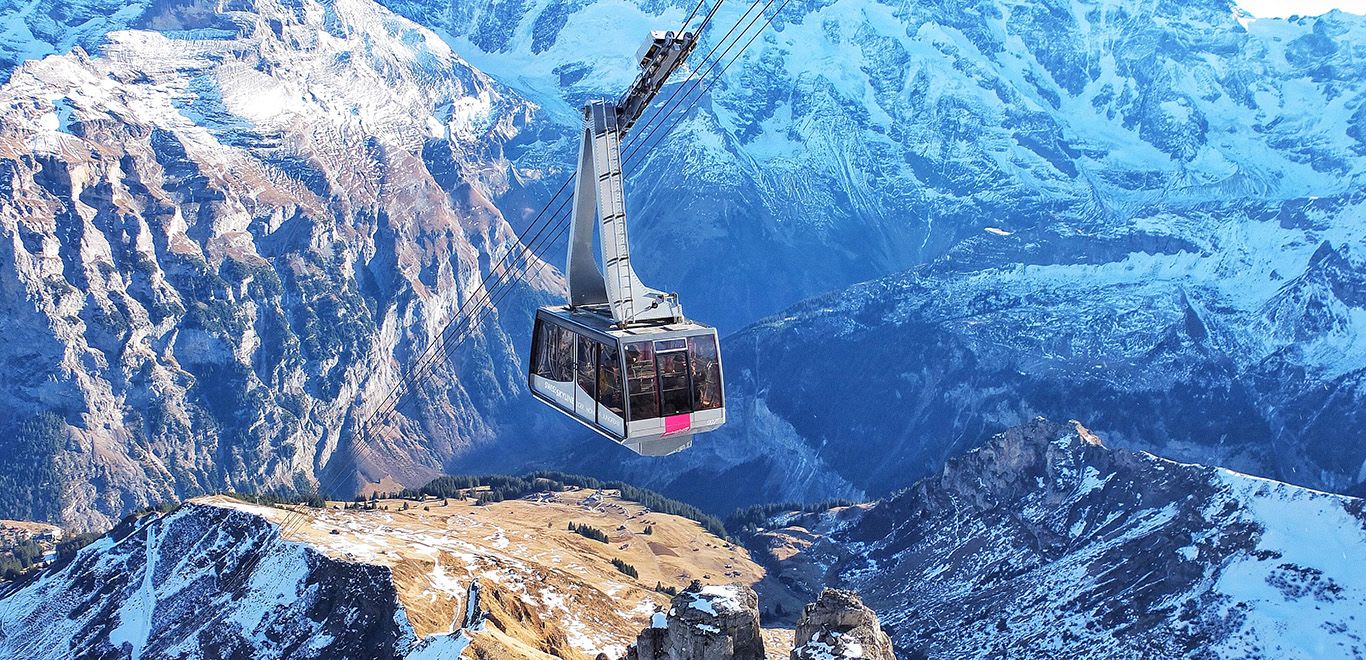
[407,472,729,539]
[611,557,639,579]
[132,501,181,516]
[0,539,46,581]
[0,413,67,522]
[228,490,326,508]
[1,528,108,583]
[57,532,102,559]
[725,498,863,532]
[654,582,679,596]
[568,522,609,543]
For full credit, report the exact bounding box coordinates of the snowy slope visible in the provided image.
[0,0,153,79]
[746,419,1366,658]
[0,503,438,658]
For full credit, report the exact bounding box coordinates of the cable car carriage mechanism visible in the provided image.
[528,29,725,456]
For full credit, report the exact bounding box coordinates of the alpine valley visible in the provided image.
[1,0,1366,655]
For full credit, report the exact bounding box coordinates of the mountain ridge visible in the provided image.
[744,418,1366,658]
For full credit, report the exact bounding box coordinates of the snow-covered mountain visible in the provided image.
[0,501,481,658]
[604,212,1366,511]
[374,0,1366,330]
[0,0,564,529]
[745,418,1366,658]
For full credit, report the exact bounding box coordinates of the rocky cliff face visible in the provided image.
[621,583,893,660]
[789,589,894,660]
[746,419,1366,658]
[0,0,560,529]
[626,584,766,660]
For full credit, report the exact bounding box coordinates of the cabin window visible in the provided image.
[598,343,624,417]
[625,342,659,421]
[688,334,723,411]
[533,321,573,384]
[657,350,692,416]
[655,339,686,352]
[576,334,597,412]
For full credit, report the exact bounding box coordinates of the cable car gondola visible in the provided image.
[527,29,725,456]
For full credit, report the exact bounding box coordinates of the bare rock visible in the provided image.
[790,589,894,660]
[626,583,765,660]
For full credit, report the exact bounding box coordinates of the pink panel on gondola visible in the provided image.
[663,413,692,436]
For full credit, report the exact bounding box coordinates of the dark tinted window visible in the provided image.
[657,350,691,416]
[625,342,659,421]
[688,334,723,411]
[598,343,624,417]
[655,339,686,352]
[533,321,572,383]
[576,334,597,406]
[531,319,547,377]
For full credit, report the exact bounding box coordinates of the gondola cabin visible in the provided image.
[529,27,725,456]
[529,306,724,456]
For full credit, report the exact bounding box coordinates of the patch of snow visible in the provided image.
[403,630,472,660]
[1077,466,1112,496]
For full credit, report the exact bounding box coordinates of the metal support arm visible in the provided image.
[566,102,684,326]
[565,30,698,327]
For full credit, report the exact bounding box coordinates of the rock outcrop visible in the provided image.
[626,583,765,660]
[623,583,894,660]
[790,589,894,660]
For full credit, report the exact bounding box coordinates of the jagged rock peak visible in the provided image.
[790,589,894,660]
[625,582,765,660]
